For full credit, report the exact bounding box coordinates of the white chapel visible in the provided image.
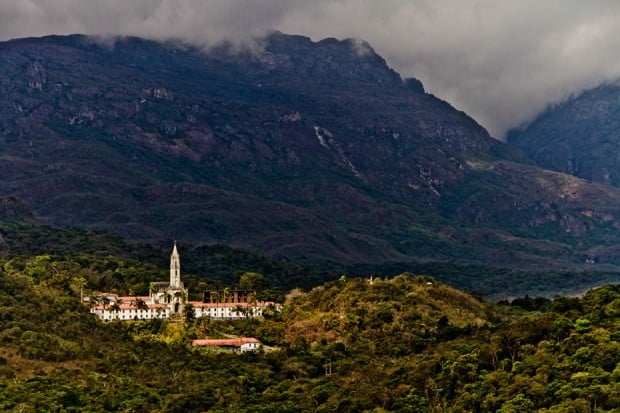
[90,242,279,322]
[148,241,188,318]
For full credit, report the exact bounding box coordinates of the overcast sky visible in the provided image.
[2,0,620,138]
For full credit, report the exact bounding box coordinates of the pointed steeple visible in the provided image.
[170,241,181,288]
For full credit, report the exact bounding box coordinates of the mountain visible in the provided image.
[507,82,620,187]
[3,33,620,271]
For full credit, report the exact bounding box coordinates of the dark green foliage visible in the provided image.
[0,220,326,293]
[500,295,552,312]
[3,215,620,301]
[1,251,620,411]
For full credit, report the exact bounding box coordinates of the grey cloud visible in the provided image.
[2,0,620,138]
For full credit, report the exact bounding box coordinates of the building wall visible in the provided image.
[192,304,271,319]
[240,342,261,352]
[90,303,279,321]
[90,307,169,321]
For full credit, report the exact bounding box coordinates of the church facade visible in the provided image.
[89,243,279,322]
[146,242,189,320]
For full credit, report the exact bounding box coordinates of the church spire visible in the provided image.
[170,241,181,288]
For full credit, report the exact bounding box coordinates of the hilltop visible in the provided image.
[0,254,619,412]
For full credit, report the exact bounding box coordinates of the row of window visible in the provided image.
[91,306,269,321]
[194,308,263,317]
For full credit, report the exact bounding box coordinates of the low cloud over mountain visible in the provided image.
[3,1,620,138]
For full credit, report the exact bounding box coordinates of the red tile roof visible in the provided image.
[91,302,167,310]
[192,338,260,347]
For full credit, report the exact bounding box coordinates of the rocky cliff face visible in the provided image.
[2,33,620,268]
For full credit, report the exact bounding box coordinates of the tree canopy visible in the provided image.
[1,254,619,411]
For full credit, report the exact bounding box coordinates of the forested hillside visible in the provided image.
[3,217,620,299]
[1,255,619,412]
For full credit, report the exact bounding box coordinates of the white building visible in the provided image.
[89,296,169,321]
[90,242,280,321]
[192,301,273,319]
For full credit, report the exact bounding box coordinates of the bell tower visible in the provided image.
[170,241,181,288]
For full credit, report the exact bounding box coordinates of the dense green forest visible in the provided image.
[1,252,619,412]
[3,220,620,300]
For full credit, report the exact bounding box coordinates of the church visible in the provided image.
[89,242,280,321]
[147,241,189,319]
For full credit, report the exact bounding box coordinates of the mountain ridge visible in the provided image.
[507,81,620,186]
[2,33,620,270]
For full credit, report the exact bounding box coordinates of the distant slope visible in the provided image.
[0,215,325,291]
[507,82,620,186]
[3,34,620,271]
[4,212,620,299]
